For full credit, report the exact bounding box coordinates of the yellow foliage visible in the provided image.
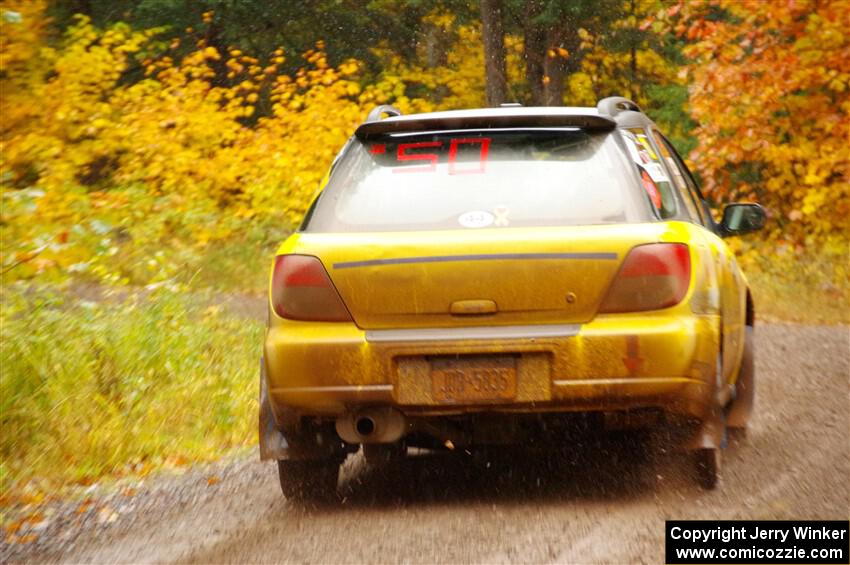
[0,1,53,136]
[0,1,49,84]
[0,14,480,282]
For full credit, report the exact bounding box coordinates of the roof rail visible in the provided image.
[365,105,402,123]
[597,96,641,117]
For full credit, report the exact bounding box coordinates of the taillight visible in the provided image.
[599,243,691,313]
[270,255,352,322]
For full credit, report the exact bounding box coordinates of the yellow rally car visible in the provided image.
[259,97,766,499]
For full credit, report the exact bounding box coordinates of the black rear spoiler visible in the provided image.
[355,111,617,140]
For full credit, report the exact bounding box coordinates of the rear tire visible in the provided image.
[277,459,340,502]
[727,326,755,430]
[693,448,720,490]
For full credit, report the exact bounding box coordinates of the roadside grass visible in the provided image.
[80,221,287,296]
[735,238,849,325]
[185,236,278,296]
[153,219,289,296]
[0,284,264,503]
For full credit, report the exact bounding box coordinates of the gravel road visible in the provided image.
[4,322,848,564]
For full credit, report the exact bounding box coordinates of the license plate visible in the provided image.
[431,355,517,403]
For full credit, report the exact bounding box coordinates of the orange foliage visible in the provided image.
[679,0,850,238]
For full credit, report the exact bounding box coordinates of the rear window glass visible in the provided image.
[304,130,647,232]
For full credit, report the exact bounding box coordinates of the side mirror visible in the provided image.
[720,203,766,237]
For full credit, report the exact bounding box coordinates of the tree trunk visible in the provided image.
[480,0,508,106]
[543,13,583,107]
[543,27,565,106]
[424,20,450,68]
[523,0,546,106]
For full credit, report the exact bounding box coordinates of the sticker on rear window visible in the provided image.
[458,210,495,228]
[635,133,659,160]
[644,162,670,183]
[640,169,663,210]
[493,205,510,226]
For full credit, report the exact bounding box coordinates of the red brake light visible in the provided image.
[599,243,691,313]
[270,255,352,322]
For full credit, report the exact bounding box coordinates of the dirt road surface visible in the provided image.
[4,322,849,564]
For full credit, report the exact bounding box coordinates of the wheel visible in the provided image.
[727,326,755,430]
[277,459,340,502]
[693,447,720,489]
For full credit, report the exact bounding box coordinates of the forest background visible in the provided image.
[1,0,848,504]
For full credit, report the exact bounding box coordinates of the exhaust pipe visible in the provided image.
[336,407,406,444]
[355,416,376,437]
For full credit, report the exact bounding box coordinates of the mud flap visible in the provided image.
[259,358,352,462]
[727,326,755,429]
[685,351,728,451]
[259,359,291,461]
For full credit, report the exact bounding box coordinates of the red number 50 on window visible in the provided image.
[393,138,491,175]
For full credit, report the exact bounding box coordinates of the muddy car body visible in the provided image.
[260,97,765,498]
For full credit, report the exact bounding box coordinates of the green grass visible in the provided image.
[0,285,264,501]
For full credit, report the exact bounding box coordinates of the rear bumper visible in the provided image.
[263,312,720,422]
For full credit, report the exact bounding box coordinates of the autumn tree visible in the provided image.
[678,0,850,239]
